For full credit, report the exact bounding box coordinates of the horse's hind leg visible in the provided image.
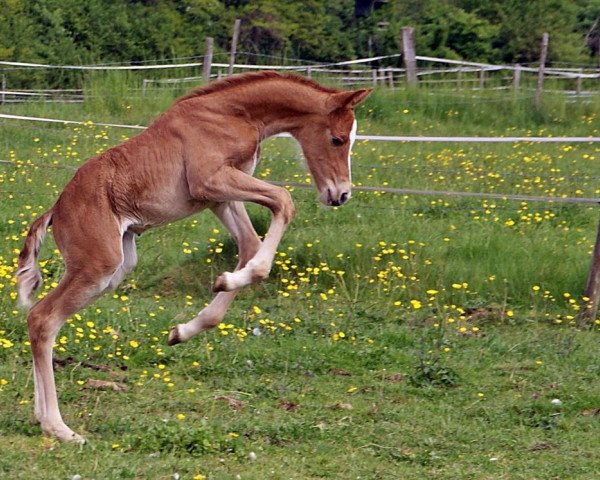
[168,202,261,345]
[168,290,238,346]
[29,222,124,442]
[29,264,121,442]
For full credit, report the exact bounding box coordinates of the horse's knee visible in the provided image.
[276,189,295,224]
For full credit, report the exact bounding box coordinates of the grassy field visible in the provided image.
[1,81,600,479]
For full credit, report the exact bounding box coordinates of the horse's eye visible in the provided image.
[332,137,344,147]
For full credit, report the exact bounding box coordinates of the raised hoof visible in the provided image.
[213,272,232,293]
[167,326,182,346]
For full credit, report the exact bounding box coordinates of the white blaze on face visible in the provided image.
[348,119,358,182]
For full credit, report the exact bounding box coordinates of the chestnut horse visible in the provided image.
[16,71,371,443]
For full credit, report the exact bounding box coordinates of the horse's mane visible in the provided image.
[176,71,340,104]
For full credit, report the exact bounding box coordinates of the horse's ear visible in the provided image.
[347,88,372,107]
[327,88,372,112]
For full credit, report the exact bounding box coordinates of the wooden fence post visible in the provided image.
[372,69,378,87]
[306,66,312,79]
[578,214,600,326]
[1,75,5,105]
[457,67,463,90]
[513,64,521,91]
[401,27,417,86]
[535,32,549,107]
[228,18,241,76]
[141,79,148,97]
[203,37,214,83]
[479,69,486,89]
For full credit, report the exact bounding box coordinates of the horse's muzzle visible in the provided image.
[322,184,351,207]
[328,190,349,206]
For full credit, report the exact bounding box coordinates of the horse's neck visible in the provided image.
[211,81,327,137]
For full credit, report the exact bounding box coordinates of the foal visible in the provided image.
[16,71,371,442]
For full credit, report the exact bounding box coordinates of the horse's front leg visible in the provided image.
[190,166,295,293]
[168,201,261,345]
[212,178,294,292]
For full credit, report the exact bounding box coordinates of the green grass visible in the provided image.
[1,84,600,479]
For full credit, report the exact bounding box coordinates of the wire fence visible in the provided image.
[1,82,599,209]
[1,52,599,103]
[2,113,600,143]
[2,153,600,207]
[4,154,600,192]
[2,52,599,76]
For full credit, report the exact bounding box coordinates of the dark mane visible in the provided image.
[176,71,341,103]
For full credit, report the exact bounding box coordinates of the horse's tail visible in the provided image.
[16,209,53,310]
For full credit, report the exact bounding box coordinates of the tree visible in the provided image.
[0,0,598,90]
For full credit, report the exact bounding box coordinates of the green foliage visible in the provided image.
[125,420,221,456]
[488,0,590,63]
[0,0,597,88]
[409,354,460,388]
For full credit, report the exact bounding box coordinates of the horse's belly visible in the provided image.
[132,196,211,232]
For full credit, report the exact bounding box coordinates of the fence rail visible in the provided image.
[2,44,599,104]
[2,113,600,143]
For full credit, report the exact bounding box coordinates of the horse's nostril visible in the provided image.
[325,189,349,207]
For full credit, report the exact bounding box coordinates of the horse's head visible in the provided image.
[292,88,371,207]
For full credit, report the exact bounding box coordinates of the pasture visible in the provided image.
[1,81,600,479]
